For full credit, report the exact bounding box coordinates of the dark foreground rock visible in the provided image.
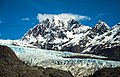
[0,45,73,77]
[89,67,120,77]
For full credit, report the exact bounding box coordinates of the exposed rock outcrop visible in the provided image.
[89,67,120,77]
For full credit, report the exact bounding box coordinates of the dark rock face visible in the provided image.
[0,45,73,77]
[90,46,120,60]
[89,67,120,77]
[61,45,84,53]
[91,20,110,35]
[0,45,21,65]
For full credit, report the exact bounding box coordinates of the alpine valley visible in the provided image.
[0,15,120,77]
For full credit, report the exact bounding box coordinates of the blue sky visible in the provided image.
[0,0,120,39]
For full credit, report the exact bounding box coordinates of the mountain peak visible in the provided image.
[53,15,60,20]
[97,20,110,29]
[88,20,110,36]
[112,23,120,29]
[52,15,62,27]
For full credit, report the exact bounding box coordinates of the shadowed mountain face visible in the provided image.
[88,46,120,60]
[0,45,73,77]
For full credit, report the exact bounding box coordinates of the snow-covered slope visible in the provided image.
[20,16,91,50]
[82,22,120,53]
[0,43,120,77]
[19,16,120,54]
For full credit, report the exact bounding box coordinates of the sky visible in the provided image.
[0,0,120,39]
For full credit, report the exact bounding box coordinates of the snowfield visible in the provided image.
[0,41,120,77]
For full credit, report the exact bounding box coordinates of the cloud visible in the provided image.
[0,21,2,23]
[96,13,106,18]
[21,18,31,21]
[37,13,91,22]
[32,23,35,25]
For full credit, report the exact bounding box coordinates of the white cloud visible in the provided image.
[0,21,2,23]
[32,23,35,25]
[37,13,91,22]
[21,18,31,21]
[96,13,106,18]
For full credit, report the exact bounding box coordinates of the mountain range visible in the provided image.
[17,15,120,59]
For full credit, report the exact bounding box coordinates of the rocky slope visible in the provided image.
[89,67,120,77]
[0,45,73,77]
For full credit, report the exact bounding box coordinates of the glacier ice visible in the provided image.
[0,43,119,77]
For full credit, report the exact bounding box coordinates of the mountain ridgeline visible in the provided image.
[20,15,120,59]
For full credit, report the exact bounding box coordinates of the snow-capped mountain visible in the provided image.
[21,15,120,53]
[20,15,120,54]
[20,15,91,50]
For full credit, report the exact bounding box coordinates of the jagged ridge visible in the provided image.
[20,16,120,54]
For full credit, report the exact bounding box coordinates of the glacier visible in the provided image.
[0,41,120,77]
